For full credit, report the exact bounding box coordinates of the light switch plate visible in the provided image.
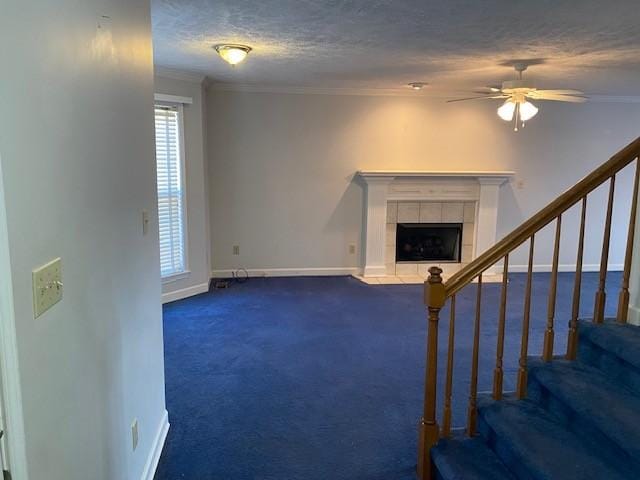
[32,258,63,318]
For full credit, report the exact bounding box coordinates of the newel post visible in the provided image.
[417,267,445,480]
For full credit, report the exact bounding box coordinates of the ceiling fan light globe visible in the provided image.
[519,100,539,121]
[497,99,516,121]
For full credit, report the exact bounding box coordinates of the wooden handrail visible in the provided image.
[444,136,640,297]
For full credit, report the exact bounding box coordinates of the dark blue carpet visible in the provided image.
[154,272,621,480]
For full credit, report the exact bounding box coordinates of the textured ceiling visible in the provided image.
[151,0,640,94]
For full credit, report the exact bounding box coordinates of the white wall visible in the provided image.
[154,75,211,303]
[0,1,167,479]
[206,89,640,276]
[627,171,640,326]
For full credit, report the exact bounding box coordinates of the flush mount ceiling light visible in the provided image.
[214,44,252,66]
[447,63,586,132]
[408,82,428,90]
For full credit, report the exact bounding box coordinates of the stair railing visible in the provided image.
[417,137,640,480]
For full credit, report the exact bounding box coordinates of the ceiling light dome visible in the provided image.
[214,44,252,66]
[408,82,428,90]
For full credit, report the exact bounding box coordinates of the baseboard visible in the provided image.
[211,264,626,276]
[210,267,360,278]
[140,409,169,480]
[162,282,209,304]
[508,263,623,273]
[210,264,624,278]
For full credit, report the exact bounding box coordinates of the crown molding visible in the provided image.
[587,95,640,104]
[206,84,640,102]
[206,82,451,98]
[164,76,640,102]
[154,66,207,84]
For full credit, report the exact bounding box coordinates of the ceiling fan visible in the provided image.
[447,63,588,131]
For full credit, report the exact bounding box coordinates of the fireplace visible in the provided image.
[396,223,462,263]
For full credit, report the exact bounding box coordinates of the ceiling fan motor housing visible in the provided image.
[502,79,535,91]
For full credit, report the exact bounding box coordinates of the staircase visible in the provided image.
[431,320,640,479]
[416,137,640,480]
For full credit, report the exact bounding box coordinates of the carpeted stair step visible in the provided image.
[431,436,515,480]
[577,320,640,394]
[477,396,635,480]
[527,358,640,473]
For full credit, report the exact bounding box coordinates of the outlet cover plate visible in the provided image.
[32,258,63,318]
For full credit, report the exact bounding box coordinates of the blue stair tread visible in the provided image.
[528,358,640,459]
[431,436,515,480]
[478,396,633,480]
[579,320,640,370]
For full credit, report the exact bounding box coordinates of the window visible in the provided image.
[155,104,186,278]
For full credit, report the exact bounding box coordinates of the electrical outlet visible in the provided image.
[131,419,138,451]
[32,258,63,318]
[142,209,150,235]
[349,244,356,255]
[233,245,240,255]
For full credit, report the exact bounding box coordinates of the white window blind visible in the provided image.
[155,105,186,277]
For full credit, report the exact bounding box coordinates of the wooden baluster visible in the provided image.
[441,295,456,437]
[543,215,562,362]
[567,197,587,360]
[517,236,535,398]
[594,175,616,324]
[467,274,482,437]
[417,267,445,480]
[493,255,509,400]
[617,161,640,323]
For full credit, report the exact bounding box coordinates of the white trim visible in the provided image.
[358,170,515,180]
[162,282,209,304]
[161,270,191,285]
[587,95,640,104]
[210,267,360,278]
[508,263,623,273]
[140,409,169,480]
[209,264,624,278]
[177,104,190,275]
[363,265,388,277]
[202,81,640,103]
[154,93,193,105]
[154,66,206,84]
[207,82,456,98]
[0,154,29,479]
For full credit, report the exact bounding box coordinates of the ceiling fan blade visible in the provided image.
[529,92,588,103]
[473,86,502,94]
[446,95,507,103]
[533,89,585,96]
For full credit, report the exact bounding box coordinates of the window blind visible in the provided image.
[155,105,186,277]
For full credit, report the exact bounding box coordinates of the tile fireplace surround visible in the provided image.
[356,171,514,284]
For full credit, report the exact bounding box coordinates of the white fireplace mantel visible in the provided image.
[357,170,514,277]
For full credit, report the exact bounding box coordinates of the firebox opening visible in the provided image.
[396,223,462,263]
